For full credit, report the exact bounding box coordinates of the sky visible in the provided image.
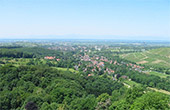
[0,0,170,40]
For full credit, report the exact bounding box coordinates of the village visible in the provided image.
[43,45,146,81]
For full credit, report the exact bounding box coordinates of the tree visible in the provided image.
[25,102,38,110]
[69,95,97,110]
[41,102,52,110]
[96,93,111,110]
[130,92,170,110]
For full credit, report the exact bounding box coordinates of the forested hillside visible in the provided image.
[0,46,170,110]
[1,65,169,110]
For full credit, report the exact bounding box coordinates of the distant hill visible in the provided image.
[121,48,170,68]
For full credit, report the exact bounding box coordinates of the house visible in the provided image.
[44,56,55,60]
[88,74,94,77]
[114,61,117,64]
[98,62,104,67]
[121,75,128,79]
[92,60,98,65]
[92,69,96,72]
[56,59,60,61]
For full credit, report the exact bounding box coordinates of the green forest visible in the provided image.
[0,45,170,110]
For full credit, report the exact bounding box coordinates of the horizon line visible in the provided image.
[0,38,170,42]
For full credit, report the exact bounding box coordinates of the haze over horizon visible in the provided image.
[0,0,169,40]
[1,35,170,41]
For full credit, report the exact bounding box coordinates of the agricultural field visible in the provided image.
[148,71,170,78]
[121,48,170,68]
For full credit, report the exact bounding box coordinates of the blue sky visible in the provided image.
[0,0,169,40]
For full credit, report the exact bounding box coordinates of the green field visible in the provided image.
[124,80,142,87]
[54,67,79,73]
[0,58,78,74]
[149,71,170,78]
[124,80,170,95]
[121,48,170,68]
[148,87,170,95]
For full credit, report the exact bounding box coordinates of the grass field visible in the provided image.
[121,48,170,68]
[123,80,142,87]
[123,80,170,95]
[148,71,170,78]
[148,87,170,95]
[55,67,78,73]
